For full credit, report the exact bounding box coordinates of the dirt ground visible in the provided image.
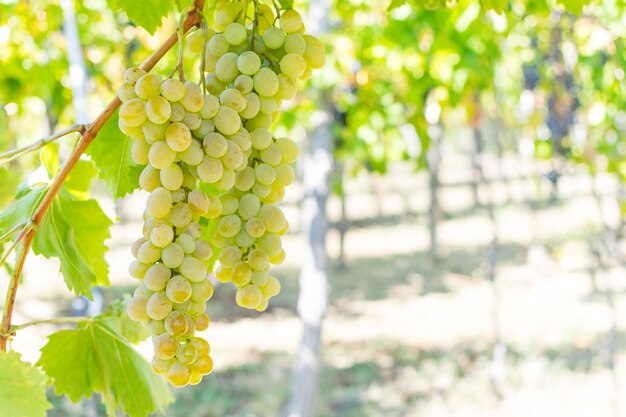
[3,148,626,417]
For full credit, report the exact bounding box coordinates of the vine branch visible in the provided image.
[0,0,206,352]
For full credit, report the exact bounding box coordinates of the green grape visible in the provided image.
[189,301,206,316]
[144,263,172,291]
[215,168,236,190]
[170,203,192,228]
[251,128,273,150]
[220,88,247,112]
[119,98,147,127]
[194,313,210,331]
[146,187,172,219]
[251,270,269,287]
[161,78,186,102]
[135,74,163,99]
[147,292,173,320]
[245,218,266,238]
[214,106,242,136]
[187,29,204,54]
[238,194,261,219]
[190,354,214,375]
[280,53,307,79]
[231,261,252,287]
[176,234,196,254]
[201,95,220,120]
[183,111,202,130]
[190,337,211,356]
[124,67,147,82]
[261,276,281,297]
[207,195,223,218]
[258,232,282,256]
[180,256,207,282]
[170,102,186,122]
[213,233,235,248]
[241,93,261,119]
[228,128,252,152]
[236,229,256,248]
[142,120,169,143]
[264,185,285,203]
[215,265,233,282]
[275,137,299,164]
[259,96,279,115]
[119,120,145,139]
[151,357,173,374]
[248,248,270,271]
[284,33,306,55]
[245,112,272,130]
[219,193,239,214]
[274,163,295,187]
[279,9,303,33]
[237,51,261,75]
[204,50,219,72]
[179,140,204,166]
[181,82,204,112]
[165,311,189,337]
[149,141,177,170]
[194,119,215,138]
[160,164,184,191]
[146,96,172,124]
[255,296,269,312]
[143,217,169,237]
[181,165,198,188]
[215,2,239,27]
[150,223,174,248]
[138,241,162,264]
[252,182,271,198]
[132,140,150,165]
[234,74,254,94]
[171,189,186,204]
[236,285,263,309]
[235,166,256,191]
[197,156,224,183]
[131,237,146,259]
[182,314,196,338]
[270,249,286,264]
[218,214,242,238]
[263,27,285,49]
[205,74,226,96]
[166,123,192,153]
[221,141,244,170]
[118,81,138,102]
[166,275,193,303]
[203,132,228,158]
[177,343,198,365]
[147,319,166,335]
[260,204,286,233]
[194,240,213,260]
[304,35,326,69]
[188,189,209,215]
[129,260,149,279]
[127,295,149,322]
[255,163,276,185]
[219,246,242,268]
[215,52,239,83]
[191,278,214,302]
[224,22,246,45]
[278,74,297,100]
[162,243,185,268]
[173,300,192,312]
[261,143,283,166]
[185,222,202,239]
[208,33,229,57]
[154,334,179,360]
[168,360,191,386]
[253,68,279,97]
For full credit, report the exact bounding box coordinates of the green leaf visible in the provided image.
[557,0,592,14]
[0,167,20,209]
[278,0,294,9]
[0,351,52,417]
[387,0,406,11]
[86,111,141,200]
[112,0,171,34]
[99,300,150,344]
[64,158,98,199]
[481,0,506,12]
[40,142,60,177]
[32,192,112,297]
[0,185,47,237]
[37,319,173,417]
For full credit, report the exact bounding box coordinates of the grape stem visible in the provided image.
[0,0,206,352]
[0,317,93,337]
[0,124,86,167]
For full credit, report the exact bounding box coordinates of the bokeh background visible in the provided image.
[2,0,626,416]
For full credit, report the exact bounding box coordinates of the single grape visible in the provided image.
[280,9,303,33]
[191,279,214,302]
[214,106,242,136]
[245,217,266,238]
[154,334,179,360]
[176,234,196,254]
[149,141,177,170]
[304,34,326,69]
[218,246,242,268]
[168,360,191,386]
[220,88,247,113]
[179,140,204,166]
[238,194,261,219]
[180,256,207,282]
[181,82,204,113]
[127,295,149,322]
[160,164,184,191]
[231,262,252,287]
[284,33,306,55]
[203,132,228,158]
[132,140,150,165]
[162,243,185,268]
[262,276,281,297]
[170,203,193,228]
[237,51,262,75]
[161,78,186,102]
[259,204,286,233]
[197,156,224,183]
[236,285,263,309]
[253,68,279,97]
[251,128,273,150]
[218,214,242,238]
[146,187,172,219]
[146,96,172,124]
[138,241,162,264]
[150,223,174,248]
[135,74,163,99]
[194,313,210,331]
[164,311,189,337]
[119,98,146,127]
[147,292,173,320]
[194,240,213,261]
[124,67,147,82]
[166,275,193,303]
[263,27,285,49]
[234,74,254,94]
[188,189,210,215]
[144,263,172,292]
[224,22,246,45]
[248,248,270,271]
[166,122,192,152]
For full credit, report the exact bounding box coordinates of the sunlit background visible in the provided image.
[2,0,626,416]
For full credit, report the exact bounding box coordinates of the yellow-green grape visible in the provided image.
[205,74,226,95]
[127,295,149,322]
[236,285,263,309]
[244,112,272,131]
[218,214,242,238]
[146,96,172,124]
[119,120,145,138]
[264,185,285,204]
[129,260,149,279]
[255,163,276,185]
[261,143,283,166]
[235,167,255,191]
[216,168,236,190]
[204,51,219,73]
[258,232,282,257]
[146,187,172,219]
[238,194,261,219]
[236,230,254,248]
[188,189,210,215]
[191,279,214,302]
[215,265,232,282]
[219,246,242,268]
[260,204,287,233]
[182,315,196,338]
[280,53,307,79]
[221,141,244,170]
[251,270,269,287]
[177,343,198,365]
[203,132,228,158]
[194,313,210,331]
[168,360,191,386]
[138,241,162,264]
[252,182,271,198]
[166,275,193,303]
[220,88,247,113]
[231,261,252,287]
[220,193,239,214]
[161,78,186,102]
[124,67,147,82]
[142,120,169,143]
[176,234,196,254]
[190,354,214,375]
[303,35,326,69]
[279,9,303,33]
[149,141,177,169]
[119,98,146,127]
[183,111,202,131]
[147,292,173,320]
[135,73,163,99]
[189,301,206,316]
[201,94,220,119]
[184,222,202,239]
[194,240,213,261]
[228,128,252,152]
[194,119,215,138]
[187,29,204,54]
[197,156,224,183]
[150,223,174,248]
[118,81,138,102]
[171,189,186,203]
[253,68,279,97]
[172,300,191,313]
[275,138,299,164]
[151,357,173,374]
[132,140,150,165]
[237,51,261,75]
[256,297,269,312]
[160,164,184,191]
[224,22,246,45]
[180,140,204,166]
[162,243,185,268]
[143,217,169,238]
[259,96,279,115]
[181,82,204,112]
[213,233,235,248]
[208,33,229,57]
[144,263,172,291]
[263,27,285,49]
[262,276,281,297]
[170,203,193,228]
[190,337,210,356]
[234,75,254,94]
[146,319,166,335]
[207,195,223,218]
[278,74,297,101]
[166,122,192,152]
[214,106,242,135]
[131,238,146,259]
[170,102,186,122]
[181,165,198,189]
[251,128,273,150]
[284,33,306,55]
[245,217,266,238]
[180,256,207,282]
[275,164,295,187]
[241,93,261,119]
[154,334,179,360]
[270,249,286,265]
[164,311,189,337]
[248,248,270,271]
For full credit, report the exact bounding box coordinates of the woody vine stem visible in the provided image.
[0,0,206,351]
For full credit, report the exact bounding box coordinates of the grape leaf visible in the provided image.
[0,167,20,209]
[37,319,173,417]
[278,0,294,9]
[557,0,592,14]
[0,185,47,237]
[64,158,99,199]
[111,0,171,34]
[32,192,112,298]
[86,111,141,200]
[0,351,52,417]
[99,300,150,344]
[40,142,60,177]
